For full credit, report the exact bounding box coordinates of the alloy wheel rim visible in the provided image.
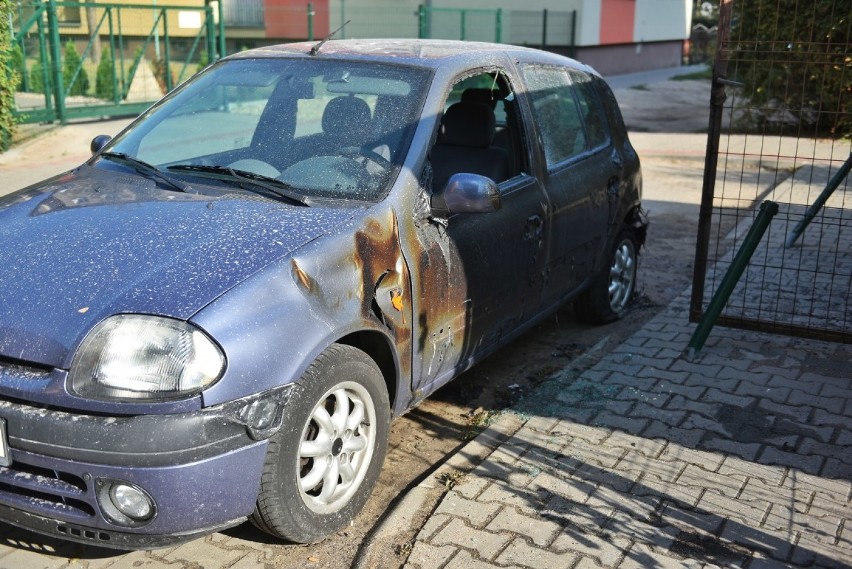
[608,239,636,313]
[297,381,376,514]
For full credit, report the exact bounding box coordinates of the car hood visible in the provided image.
[0,167,360,368]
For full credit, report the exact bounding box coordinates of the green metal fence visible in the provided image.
[417,6,503,42]
[11,2,578,126]
[260,4,577,50]
[11,0,224,124]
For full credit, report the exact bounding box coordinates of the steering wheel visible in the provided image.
[339,146,392,171]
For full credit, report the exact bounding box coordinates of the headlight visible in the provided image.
[69,315,225,402]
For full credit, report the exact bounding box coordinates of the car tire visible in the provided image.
[250,344,390,543]
[574,227,639,324]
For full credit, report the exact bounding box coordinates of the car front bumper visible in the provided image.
[0,385,294,549]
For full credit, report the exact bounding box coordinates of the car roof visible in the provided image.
[226,39,597,76]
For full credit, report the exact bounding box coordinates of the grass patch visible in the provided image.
[437,469,466,489]
[462,408,499,440]
[672,67,713,81]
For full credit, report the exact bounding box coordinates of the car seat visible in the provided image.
[431,102,509,192]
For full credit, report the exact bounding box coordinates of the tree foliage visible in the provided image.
[0,0,19,150]
[63,41,90,96]
[11,43,25,91]
[29,61,49,94]
[730,0,850,137]
[96,47,115,100]
[196,49,209,75]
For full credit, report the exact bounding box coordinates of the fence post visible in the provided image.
[686,200,779,358]
[690,0,733,323]
[541,9,548,49]
[45,0,66,124]
[495,8,502,43]
[205,4,216,63]
[162,9,172,91]
[460,10,466,41]
[117,8,126,95]
[307,3,314,41]
[36,15,52,115]
[417,5,426,39]
[217,1,226,59]
[108,7,118,103]
[569,10,576,57]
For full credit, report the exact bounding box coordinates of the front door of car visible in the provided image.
[409,70,549,396]
[520,65,617,307]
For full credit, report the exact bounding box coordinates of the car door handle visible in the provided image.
[524,214,544,240]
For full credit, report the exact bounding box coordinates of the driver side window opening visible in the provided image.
[520,65,611,169]
[430,71,526,193]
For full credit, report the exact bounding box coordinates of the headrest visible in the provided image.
[439,102,496,148]
[461,88,499,110]
[322,96,372,135]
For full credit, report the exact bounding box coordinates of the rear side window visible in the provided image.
[570,70,610,150]
[522,66,586,167]
[522,65,611,169]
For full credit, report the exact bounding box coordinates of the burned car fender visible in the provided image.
[194,206,410,411]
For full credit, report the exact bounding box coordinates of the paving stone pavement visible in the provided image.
[405,290,852,569]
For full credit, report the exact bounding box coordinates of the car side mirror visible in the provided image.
[431,173,501,216]
[90,134,111,155]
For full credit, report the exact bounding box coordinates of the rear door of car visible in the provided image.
[520,64,621,307]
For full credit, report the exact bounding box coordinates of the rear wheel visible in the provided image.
[250,344,390,543]
[574,227,639,324]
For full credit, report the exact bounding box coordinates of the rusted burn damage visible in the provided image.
[354,210,414,387]
[411,191,470,384]
[290,259,315,293]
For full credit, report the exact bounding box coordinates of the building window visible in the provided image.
[222,0,264,28]
[59,6,81,26]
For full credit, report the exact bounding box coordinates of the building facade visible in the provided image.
[45,0,692,75]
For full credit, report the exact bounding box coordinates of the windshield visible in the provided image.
[106,57,432,202]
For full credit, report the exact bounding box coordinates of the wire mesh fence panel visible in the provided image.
[692,0,852,342]
[503,10,545,46]
[320,5,419,41]
[543,10,576,47]
[502,10,577,49]
[427,8,499,43]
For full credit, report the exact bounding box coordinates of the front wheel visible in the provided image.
[250,344,390,543]
[574,227,640,324]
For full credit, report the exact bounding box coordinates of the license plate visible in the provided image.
[0,418,9,467]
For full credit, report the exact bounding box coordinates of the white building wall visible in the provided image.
[634,0,691,42]
[579,0,601,46]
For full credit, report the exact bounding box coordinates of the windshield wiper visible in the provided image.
[167,164,310,206]
[100,152,189,193]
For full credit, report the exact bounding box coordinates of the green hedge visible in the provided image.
[0,0,19,150]
[731,0,850,137]
[63,41,90,97]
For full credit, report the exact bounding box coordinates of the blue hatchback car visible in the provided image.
[0,40,646,548]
